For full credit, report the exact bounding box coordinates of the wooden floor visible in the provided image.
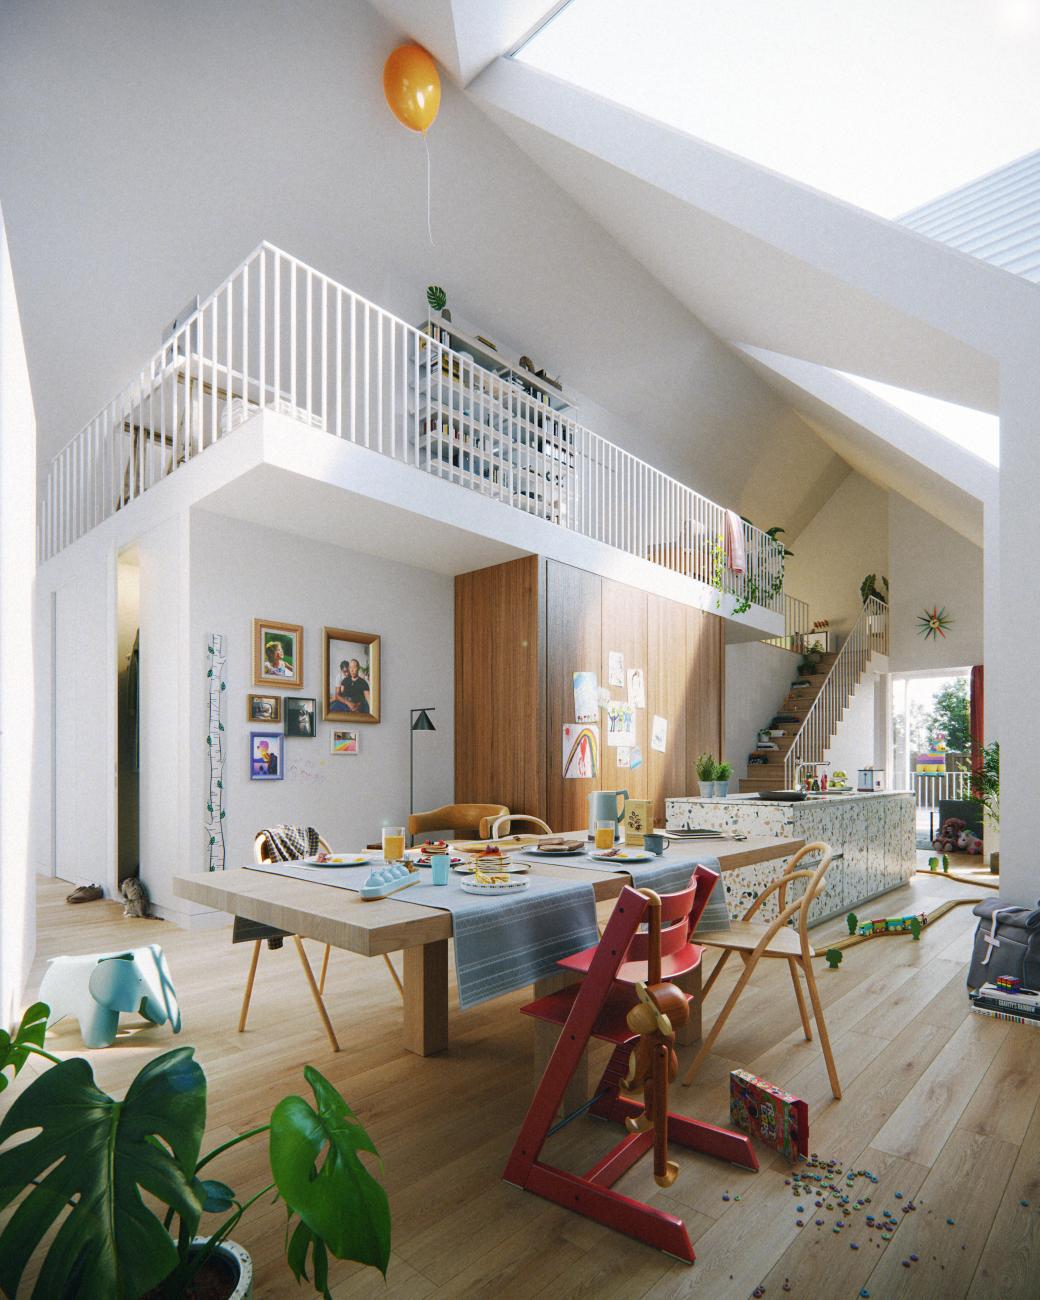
[7,859,1040,1299]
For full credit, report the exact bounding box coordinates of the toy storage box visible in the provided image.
[729,1069,808,1161]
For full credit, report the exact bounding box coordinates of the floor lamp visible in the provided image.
[409,707,436,844]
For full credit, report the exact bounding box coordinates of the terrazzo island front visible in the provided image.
[665,791,916,924]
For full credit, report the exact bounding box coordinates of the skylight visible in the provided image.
[838,372,999,466]
[518,0,1040,218]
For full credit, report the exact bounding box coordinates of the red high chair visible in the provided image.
[504,868,757,1263]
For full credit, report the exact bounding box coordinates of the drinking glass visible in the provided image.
[382,825,405,862]
[430,853,450,886]
[595,819,616,851]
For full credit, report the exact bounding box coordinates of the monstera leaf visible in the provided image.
[270,1065,390,1287]
[0,1047,206,1299]
[0,1002,49,1093]
[426,283,447,312]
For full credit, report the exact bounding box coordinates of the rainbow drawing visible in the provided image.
[563,723,599,778]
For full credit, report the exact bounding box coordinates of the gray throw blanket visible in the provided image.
[256,824,322,862]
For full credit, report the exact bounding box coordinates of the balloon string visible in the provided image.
[423,129,434,248]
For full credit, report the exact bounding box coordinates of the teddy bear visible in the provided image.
[957,827,983,855]
[933,817,966,854]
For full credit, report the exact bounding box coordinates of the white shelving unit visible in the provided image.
[410,315,576,522]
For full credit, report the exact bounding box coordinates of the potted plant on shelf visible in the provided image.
[713,761,733,798]
[0,1005,390,1300]
[696,753,717,797]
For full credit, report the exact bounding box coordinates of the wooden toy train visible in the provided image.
[847,911,928,939]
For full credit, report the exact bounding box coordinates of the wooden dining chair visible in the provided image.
[407,802,508,844]
[481,813,553,839]
[680,841,842,1099]
[238,832,404,1053]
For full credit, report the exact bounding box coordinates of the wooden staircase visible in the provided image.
[739,653,838,793]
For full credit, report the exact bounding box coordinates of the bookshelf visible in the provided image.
[410,315,576,523]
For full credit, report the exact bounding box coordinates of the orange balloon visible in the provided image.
[383,44,441,133]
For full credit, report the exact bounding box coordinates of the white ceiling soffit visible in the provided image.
[366,0,561,86]
[468,58,1040,411]
[736,346,989,546]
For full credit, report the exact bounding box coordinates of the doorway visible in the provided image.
[890,668,971,846]
[117,551,140,886]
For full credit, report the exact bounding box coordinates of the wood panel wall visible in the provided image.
[545,561,602,832]
[455,556,726,833]
[454,555,545,817]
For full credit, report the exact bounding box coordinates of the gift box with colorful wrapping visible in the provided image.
[729,1069,809,1161]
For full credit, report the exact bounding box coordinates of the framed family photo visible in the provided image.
[247,693,281,723]
[323,627,380,723]
[249,731,284,780]
[330,729,360,754]
[284,696,317,738]
[253,619,303,689]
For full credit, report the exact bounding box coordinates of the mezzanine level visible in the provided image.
[37,242,785,631]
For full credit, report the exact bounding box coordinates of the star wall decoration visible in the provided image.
[917,606,953,640]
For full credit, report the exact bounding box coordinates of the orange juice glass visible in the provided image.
[382,826,405,862]
[595,820,616,851]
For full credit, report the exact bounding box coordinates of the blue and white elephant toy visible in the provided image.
[38,944,181,1048]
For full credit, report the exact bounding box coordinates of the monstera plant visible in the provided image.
[0,1004,390,1300]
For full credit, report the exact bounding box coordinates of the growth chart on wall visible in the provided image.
[206,633,227,871]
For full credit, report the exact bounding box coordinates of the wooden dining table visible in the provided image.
[173,834,801,1058]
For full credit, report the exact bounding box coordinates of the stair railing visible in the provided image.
[784,596,889,786]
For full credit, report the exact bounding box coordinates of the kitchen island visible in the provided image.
[665,790,915,924]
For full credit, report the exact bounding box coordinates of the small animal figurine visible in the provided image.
[120,876,150,918]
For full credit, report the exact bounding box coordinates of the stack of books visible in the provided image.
[970,981,1040,1027]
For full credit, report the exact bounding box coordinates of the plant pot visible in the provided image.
[698,781,715,798]
[713,781,730,798]
[146,1240,253,1300]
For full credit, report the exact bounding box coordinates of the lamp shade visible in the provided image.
[411,708,436,731]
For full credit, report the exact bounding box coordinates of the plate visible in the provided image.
[302,853,369,867]
[453,860,529,874]
[589,848,656,863]
[415,855,467,868]
[525,843,585,856]
[460,877,531,895]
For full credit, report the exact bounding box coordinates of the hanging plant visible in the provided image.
[917,606,953,640]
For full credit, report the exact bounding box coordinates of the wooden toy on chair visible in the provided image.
[619,892,691,1187]
[504,873,757,1263]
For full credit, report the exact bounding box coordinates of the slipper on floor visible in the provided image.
[66,884,103,904]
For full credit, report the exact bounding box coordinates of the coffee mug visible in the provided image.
[643,834,668,855]
[430,853,450,886]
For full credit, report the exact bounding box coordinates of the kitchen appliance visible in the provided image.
[857,767,885,791]
[588,789,628,841]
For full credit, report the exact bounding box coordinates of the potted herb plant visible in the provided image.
[713,761,733,798]
[696,752,717,797]
[0,1004,390,1300]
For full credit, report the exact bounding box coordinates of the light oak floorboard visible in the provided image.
[7,877,1040,1299]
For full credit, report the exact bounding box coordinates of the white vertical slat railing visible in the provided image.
[37,242,785,614]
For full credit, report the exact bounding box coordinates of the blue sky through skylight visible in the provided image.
[518,0,1040,218]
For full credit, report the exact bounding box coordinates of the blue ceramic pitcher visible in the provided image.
[588,789,629,841]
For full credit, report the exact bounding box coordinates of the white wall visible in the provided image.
[888,492,983,672]
[0,205,36,1025]
[824,668,881,784]
[724,641,799,771]
[186,509,454,904]
[0,0,838,534]
[786,472,890,636]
